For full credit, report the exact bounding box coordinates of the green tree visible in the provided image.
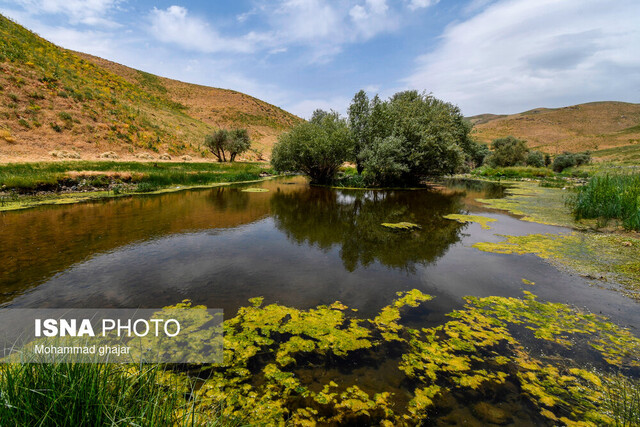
[487,136,529,167]
[204,128,251,162]
[347,90,371,174]
[271,110,352,184]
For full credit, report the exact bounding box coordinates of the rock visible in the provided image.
[472,402,511,425]
[181,155,192,161]
[135,153,154,160]
[99,151,119,159]
[159,154,172,160]
[50,150,80,159]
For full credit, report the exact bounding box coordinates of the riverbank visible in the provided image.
[0,161,272,211]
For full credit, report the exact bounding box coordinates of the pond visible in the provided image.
[1,176,638,424]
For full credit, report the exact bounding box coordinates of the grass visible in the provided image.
[603,375,640,426]
[570,173,640,231]
[0,161,270,193]
[472,166,555,179]
[0,362,207,426]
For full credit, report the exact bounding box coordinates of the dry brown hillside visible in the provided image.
[0,15,301,163]
[469,102,640,154]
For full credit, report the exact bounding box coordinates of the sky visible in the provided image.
[1,0,638,118]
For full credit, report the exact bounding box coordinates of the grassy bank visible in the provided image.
[570,173,640,231]
[0,363,202,426]
[0,161,270,193]
[0,161,272,211]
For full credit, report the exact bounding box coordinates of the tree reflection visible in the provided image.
[271,187,466,271]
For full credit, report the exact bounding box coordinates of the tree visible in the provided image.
[271,110,352,184]
[347,90,371,174]
[204,128,251,162]
[487,136,528,167]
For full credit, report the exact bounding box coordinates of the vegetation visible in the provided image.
[273,90,480,187]
[204,128,251,162]
[271,110,351,184]
[486,136,529,167]
[0,363,201,426]
[570,173,640,231]
[0,161,267,194]
[526,150,545,167]
[552,151,592,172]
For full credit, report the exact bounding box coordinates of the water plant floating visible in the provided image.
[381,222,421,231]
[443,214,497,229]
[241,188,269,192]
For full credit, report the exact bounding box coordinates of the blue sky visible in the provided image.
[1,0,639,118]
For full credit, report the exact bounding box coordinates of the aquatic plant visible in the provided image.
[443,213,497,229]
[380,221,421,230]
[240,187,269,192]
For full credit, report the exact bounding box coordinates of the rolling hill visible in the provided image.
[468,102,640,157]
[0,14,301,163]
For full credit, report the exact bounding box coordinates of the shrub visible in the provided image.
[552,151,591,172]
[526,150,545,168]
[360,135,409,186]
[271,110,351,184]
[486,136,528,167]
[50,122,62,132]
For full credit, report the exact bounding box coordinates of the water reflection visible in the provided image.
[271,187,465,271]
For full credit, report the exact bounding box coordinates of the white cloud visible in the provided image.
[403,0,640,115]
[407,0,438,11]
[148,6,255,53]
[14,0,121,27]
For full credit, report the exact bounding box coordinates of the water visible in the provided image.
[1,176,638,424]
[1,177,637,328]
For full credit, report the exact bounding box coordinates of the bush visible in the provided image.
[487,136,528,167]
[526,150,545,168]
[271,110,351,184]
[552,151,591,172]
[360,135,409,186]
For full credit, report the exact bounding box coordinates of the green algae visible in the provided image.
[240,187,269,192]
[474,232,640,300]
[155,290,640,425]
[443,213,497,229]
[380,222,421,231]
[476,181,580,228]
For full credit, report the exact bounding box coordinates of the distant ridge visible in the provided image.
[0,14,301,162]
[468,101,640,155]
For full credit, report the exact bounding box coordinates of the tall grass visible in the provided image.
[602,375,640,426]
[571,173,640,231]
[0,362,197,426]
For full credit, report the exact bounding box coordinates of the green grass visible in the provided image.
[472,166,555,179]
[0,363,203,426]
[602,375,640,426]
[0,161,269,193]
[570,173,640,231]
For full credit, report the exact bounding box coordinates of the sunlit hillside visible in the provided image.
[0,15,300,162]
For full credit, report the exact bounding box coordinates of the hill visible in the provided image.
[0,15,301,163]
[468,102,640,156]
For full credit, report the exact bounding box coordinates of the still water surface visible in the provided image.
[1,176,637,329]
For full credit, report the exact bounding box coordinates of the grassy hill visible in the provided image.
[0,15,300,163]
[468,102,640,157]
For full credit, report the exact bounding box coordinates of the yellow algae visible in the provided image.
[241,187,269,192]
[443,213,497,229]
[381,221,421,230]
[474,232,640,300]
[522,278,535,285]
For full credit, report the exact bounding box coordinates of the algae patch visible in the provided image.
[474,232,640,300]
[381,222,421,231]
[476,181,579,228]
[241,187,269,193]
[158,290,640,425]
[443,214,497,229]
